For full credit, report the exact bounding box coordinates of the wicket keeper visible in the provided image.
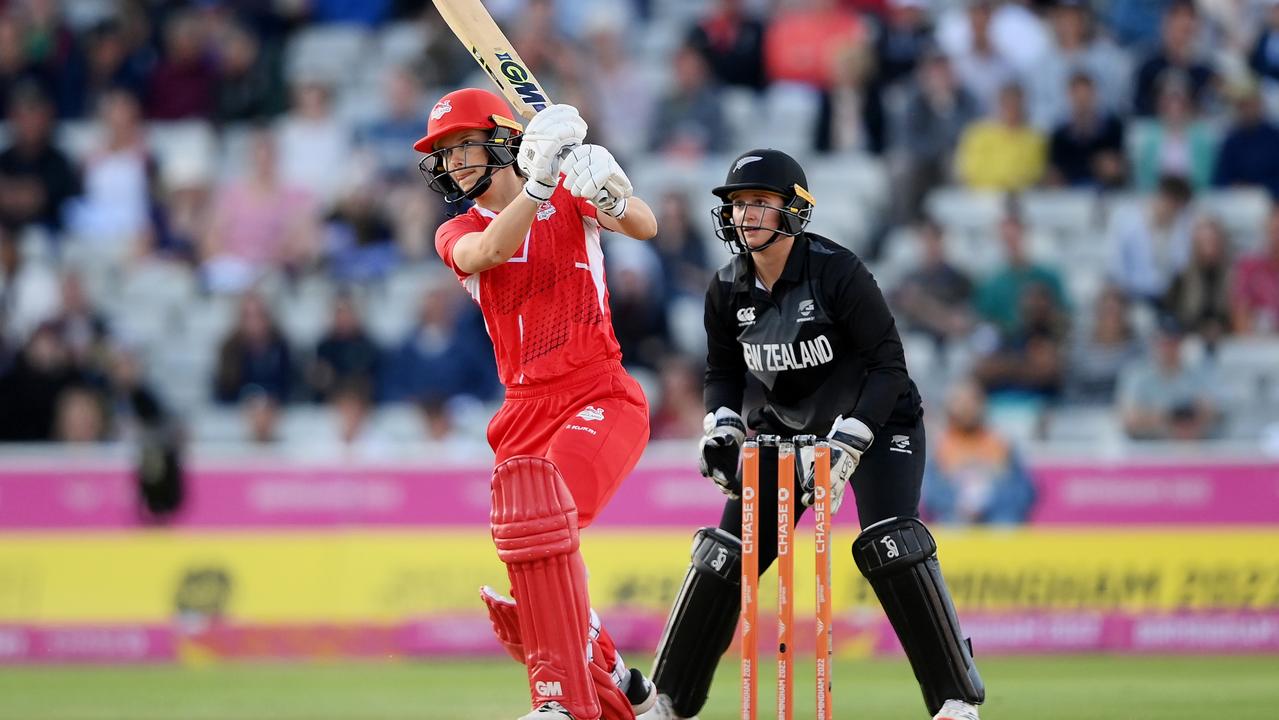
[640,149,986,720]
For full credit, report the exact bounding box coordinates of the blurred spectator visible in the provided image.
[509,0,573,95]
[322,162,399,283]
[1213,79,1279,199]
[886,50,979,222]
[242,388,280,444]
[417,394,490,459]
[648,45,727,157]
[584,12,653,163]
[356,66,426,181]
[686,0,767,91]
[937,0,1050,77]
[1106,0,1170,47]
[308,0,391,25]
[0,225,59,344]
[1164,216,1233,343]
[1231,205,1279,334]
[58,19,148,119]
[1108,175,1195,302]
[1047,72,1126,188]
[407,10,480,89]
[54,385,107,443]
[814,42,886,154]
[0,13,51,118]
[1133,0,1216,117]
[922,378,1036,524]
[976,211,1068,335]
[382,284,498,403]
[1250,1,1279,85]
[418,395,460,443]
[651,191,709,299]
[1065,284,1143,404]
[1132,75,1217,192]
[309,293,380,403]
[956,83,1046,192]
[0,322,81,441]
[891,218,975,348]
[46,271,111,381]
[64,89,153,259]
[1117,315,1221,440]
[201,127,319,294]
[149,134,214,263]
[1030,0,1132,128]
[327,379,387,458]
[873,0,934,89]
[650,357,706,439]
[973,280,1068,400]
[213,291,294,405]
[276,81,353,204]
[22,0,78,91]
[764,0,864,91]
[0,83,80,233]
[607,239,670,371]
[145,11,216,120]
[214,20,286,124]
[946,0,1018,115]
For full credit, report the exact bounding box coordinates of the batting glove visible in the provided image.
[699,407,746,499]
[518,105,587,186]
[561,144,633,218]
[800,415,873,515]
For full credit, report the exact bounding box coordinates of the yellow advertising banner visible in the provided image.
[0,528,1276,624]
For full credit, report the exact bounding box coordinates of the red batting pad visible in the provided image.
[491,456,600,719]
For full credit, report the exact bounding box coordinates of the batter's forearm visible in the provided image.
[606,196,658,240]
[452,196,539,273]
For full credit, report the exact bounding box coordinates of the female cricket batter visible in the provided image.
[417,88,658,720]
[639,149,985,720]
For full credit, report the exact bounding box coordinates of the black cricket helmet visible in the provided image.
[414,88,523,203]
[711,149,815,254]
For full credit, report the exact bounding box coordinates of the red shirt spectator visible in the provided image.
[1231,209,1279,334]
[764,0,864,90]
[145,12,215,119]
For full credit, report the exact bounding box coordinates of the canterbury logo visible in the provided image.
[534,680,563,697]
[736,307,756,325]
[576,406,605,422]
[430,99,452,120]
[734,155,763,172]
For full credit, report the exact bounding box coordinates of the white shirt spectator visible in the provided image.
[1107,203,1194,301]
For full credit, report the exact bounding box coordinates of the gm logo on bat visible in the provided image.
[495,50,549,110]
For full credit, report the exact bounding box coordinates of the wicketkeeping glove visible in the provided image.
[800,415,873,515]
[699,407,746,498]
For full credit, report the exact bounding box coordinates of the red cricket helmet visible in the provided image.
[413,87,521,152]
[415,88,524,203]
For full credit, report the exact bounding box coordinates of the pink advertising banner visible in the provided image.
[0,625,174,664]
[0,457,1276,530]
[4,612,1277,664]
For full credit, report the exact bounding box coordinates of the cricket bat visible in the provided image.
[431,0,553,120]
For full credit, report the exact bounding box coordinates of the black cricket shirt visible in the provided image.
[703,233,922,437]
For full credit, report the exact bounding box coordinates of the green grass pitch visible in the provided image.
[2,655,1276,719]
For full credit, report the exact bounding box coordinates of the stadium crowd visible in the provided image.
[1,0,1278,520]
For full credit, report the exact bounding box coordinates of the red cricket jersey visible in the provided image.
[435,184,624,387]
